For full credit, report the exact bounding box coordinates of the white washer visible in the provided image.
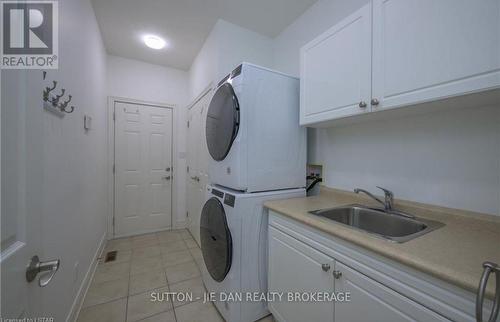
[206,63,306,192]
[200,184,305,322]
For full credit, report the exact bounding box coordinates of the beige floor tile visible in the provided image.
[189,248,205,270]
[82,277,129,308]
[174,300,223,322]
[77,298,127,322]
[157,231,183,243]
[188,247,202,260]
[160,240,188,254]
[93,262,130,284]
[162,250,193,268]
[169,277,206,307]
[137,310,176,322]
[130,255,163,275]
[178,230,193,240]
[127,286,173,322]
[129,269,168,295]
[132,245,161,261]
[132,232,158,241]
[132,237,159,249]
[105,238,133,252]
[184,238,198,249]
[165,261,200,284]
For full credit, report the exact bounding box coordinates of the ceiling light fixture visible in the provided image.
[143,35,166,50]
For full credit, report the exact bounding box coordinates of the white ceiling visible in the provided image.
[91,0,317,70]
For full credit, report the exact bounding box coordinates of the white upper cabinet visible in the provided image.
[300,3,372,125]
[372,0,500,111]
[300,0,500,126]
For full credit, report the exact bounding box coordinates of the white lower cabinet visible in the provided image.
[334,261,449,322]
[268,226,451,322]
[268,226,335,322]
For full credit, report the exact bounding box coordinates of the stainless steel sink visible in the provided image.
[309,204,444,243]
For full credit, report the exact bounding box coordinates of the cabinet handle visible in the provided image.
[333,270,342,279]
[371,98,380,106]
[358,101,367,108]
[321,264,331,272]
[476,262,500,322]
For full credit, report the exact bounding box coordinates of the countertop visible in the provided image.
[264,187,500,298]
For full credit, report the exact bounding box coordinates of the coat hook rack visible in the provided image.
[42,80,76,117]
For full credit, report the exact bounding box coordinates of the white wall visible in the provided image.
[273,0,369,77]
[188,27,218,100]
[309,105,500,214]
[107,55,188,106]
[215,20,274,83]
[106,55,190,228]
[273,0,500,215]
[188,19,274,100]
[2,0,108,319]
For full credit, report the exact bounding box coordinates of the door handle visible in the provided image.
[26,255,60,287]
[191,176,200,182]
[162,176,171,180]
[476,261,500,322]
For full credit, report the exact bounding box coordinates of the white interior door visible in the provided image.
[186,90,211,245]
[1,72,43,318]
[114,102,173,237]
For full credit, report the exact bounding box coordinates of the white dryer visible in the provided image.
[199,184,305,322]
[205,63,306,192]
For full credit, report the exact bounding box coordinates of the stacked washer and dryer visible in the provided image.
[199,63,306,322]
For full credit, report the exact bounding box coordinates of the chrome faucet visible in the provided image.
[354,186,394,211]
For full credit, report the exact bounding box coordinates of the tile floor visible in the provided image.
[77,229,274,322]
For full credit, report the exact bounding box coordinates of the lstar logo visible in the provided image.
[1,0,58,69]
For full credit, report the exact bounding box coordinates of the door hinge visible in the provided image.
[187,166,189,173]
[112,216,115,226]
[113,111,115,121]
[187,120,189,128]
[186,211,189,218]
[112,164,115,174]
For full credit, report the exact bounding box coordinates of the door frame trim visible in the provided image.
[188,83,213,110]
[107,96,177,239]
[185,84,213,241]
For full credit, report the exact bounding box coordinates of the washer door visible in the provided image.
[200,197,232,282]
[205,83,240,161]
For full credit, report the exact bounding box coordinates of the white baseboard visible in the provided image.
[174,220,187,229]
[65,233,106,322]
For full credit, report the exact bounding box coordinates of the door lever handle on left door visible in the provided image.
[26,255,60,287]
[162,176,171,180]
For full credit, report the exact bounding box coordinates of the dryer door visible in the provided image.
[200,197,232,282]
[205,83,240,161]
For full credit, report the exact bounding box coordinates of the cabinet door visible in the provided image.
[334,261,450,322]
[372,0,500,111]
[300,3,372,125]
[268,227,334,322]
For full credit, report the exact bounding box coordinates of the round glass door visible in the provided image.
[205,83,240,161]
[200,197,232,282]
